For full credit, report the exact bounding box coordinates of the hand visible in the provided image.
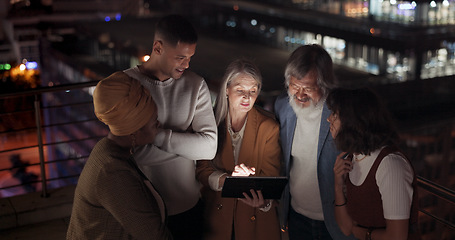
[238,189,267,208]
[232,163,255,177]
[333,152,352,188]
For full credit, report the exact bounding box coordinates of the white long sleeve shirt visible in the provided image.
[124,67,217,215]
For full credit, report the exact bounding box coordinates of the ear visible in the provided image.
[153,40,163,55]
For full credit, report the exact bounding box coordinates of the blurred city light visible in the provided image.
[26,61,38,70]
[143,55,150,62]
[226,20,236,28]
[398,3,416,10]
[0,63,11,70]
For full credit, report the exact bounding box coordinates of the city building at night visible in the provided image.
[195,0,455,82]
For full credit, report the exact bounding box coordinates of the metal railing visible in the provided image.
[0,80,104,197]
[417,176,455,231]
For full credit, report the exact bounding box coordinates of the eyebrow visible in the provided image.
[177,51,195,57]
[233,83,258,88]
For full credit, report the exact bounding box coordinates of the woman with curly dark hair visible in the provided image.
[326,87,420,240]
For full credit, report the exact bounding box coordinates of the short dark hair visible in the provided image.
[284,44,336,97]
[155,14,198,47]
[326,87,399,155]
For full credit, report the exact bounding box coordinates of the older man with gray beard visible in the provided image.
[274,44,356,240]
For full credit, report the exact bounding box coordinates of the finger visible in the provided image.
[257,190,264,202]
[250,189,259,200]
[242,166,254,176]
[337,151,348,159]
[243,165,251,173]
[249,190,263,207]
[238,198,248,205]
[343,160,351,168]
[242,192,252,200]
[342,161,353,171]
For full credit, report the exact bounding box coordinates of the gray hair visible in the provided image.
[214,59,262,126]
[284,44,336,97]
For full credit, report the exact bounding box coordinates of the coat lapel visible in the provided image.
[317,103,331,160]
[238,108,257,168]
[282,100,297,176]
[221,123,236,172]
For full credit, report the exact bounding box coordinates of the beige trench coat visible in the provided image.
[197,107,282,240]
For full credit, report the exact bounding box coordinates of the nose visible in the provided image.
[242,92,252,99]
[182,58,190,69]
[295,88,307,99]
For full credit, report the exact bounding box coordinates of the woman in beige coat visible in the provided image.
[196,59,282,240]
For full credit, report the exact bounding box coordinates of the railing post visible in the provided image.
[34,94,48,198]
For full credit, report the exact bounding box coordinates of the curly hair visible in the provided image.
[326,87,399,155]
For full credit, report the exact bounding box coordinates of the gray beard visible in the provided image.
[288,93,324,117]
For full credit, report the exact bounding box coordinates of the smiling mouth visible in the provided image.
[241,103,250,107]
[295,97,310,103]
